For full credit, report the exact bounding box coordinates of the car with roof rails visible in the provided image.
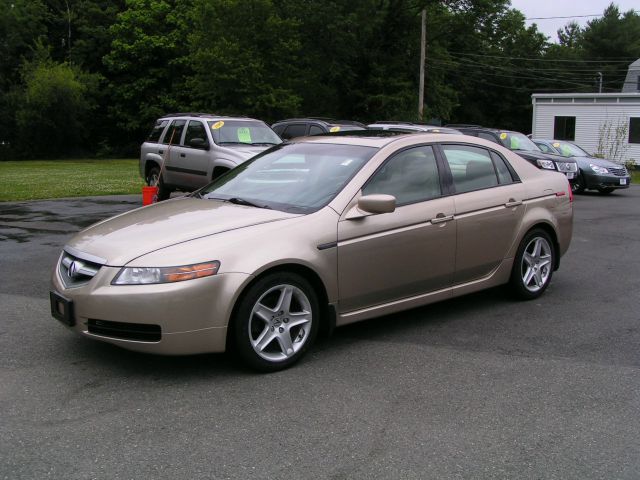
[141,113,282,200]
[52,131,572,371]
[450,126,578,185]
[368,121,463,135]
[271,118,366,140]
[532,139,631,194]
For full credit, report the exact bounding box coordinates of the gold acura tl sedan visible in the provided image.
[51,133,573,371]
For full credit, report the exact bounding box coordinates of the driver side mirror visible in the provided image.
[346,194,396,219]
[189,137,209,150]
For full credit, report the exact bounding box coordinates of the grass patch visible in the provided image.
[631,169,640,185]
[0,159,142,201]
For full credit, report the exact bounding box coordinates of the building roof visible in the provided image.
[622,58,640,93]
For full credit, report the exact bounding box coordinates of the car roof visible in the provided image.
[273,118,366,127]
[289,131,482,149]
[159,113,260,122]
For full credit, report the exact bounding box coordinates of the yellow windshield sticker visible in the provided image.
[553,142,560,148]
[330,126,341,133]
[211,121,225,130]
[499,133,507,140]
[237,127,252,143]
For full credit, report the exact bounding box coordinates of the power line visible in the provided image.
[525,14,601,20]
[447,51,638,63]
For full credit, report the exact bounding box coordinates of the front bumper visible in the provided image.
[51,264,251,355]
[582,171,631,189]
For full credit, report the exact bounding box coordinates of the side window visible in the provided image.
[184,121,208,148]
[363,146,441,205]
[272,124,285,136]
[162,119,186,145]
[490,151,515,184]
[281,124,307,140]
[442,144,499,193]
[147,120,168,143]
[478,132,498,143]
[536,142,551,153]
[309,125,324,135]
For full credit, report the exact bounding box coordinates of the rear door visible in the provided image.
[178,120,212,189]
[161,119,187,187]
[438,143,525,284]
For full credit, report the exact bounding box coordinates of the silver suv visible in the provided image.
[140,113,282,200]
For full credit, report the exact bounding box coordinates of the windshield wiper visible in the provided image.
[228,197,271,209]
[249,142,280,146]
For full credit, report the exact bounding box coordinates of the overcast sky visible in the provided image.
[510,0,639,41]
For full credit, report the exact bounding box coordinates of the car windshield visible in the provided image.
[208,120,282,146]
[553,141,590,157]
[199,142,376,213]
[498,132,540,152]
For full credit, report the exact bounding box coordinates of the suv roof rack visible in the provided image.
[444,123,482,128]
[162,112,248,119]
[373,121,414,125]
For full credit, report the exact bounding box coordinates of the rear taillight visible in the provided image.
[568,181,574,203]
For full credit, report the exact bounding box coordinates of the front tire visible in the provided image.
[510,229,555,300]
[571,172,585,194]
[233,272,320,372]
[597,187,614,195]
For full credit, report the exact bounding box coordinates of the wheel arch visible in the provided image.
[522,222,561,271]
[225,263,335,349]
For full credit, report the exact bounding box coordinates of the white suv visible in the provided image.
[140,113,282,200]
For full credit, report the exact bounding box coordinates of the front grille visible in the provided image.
[88,319,162,342]
[556,161,578,173]
[608,165,628,177]
[59,250,103,288]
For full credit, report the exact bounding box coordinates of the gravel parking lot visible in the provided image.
[1,189,639,479]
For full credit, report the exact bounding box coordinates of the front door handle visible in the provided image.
[180,153,186,158]
[431,213,454,224]
[505,198,522,208]
[158,149,164,154]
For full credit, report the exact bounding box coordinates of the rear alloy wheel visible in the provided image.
[597,187,614,195]
[233,273,319,372]
[571,172,585,194]
[510,229,555,300]
[146,166,172,201]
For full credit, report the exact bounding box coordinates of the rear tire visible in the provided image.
[146,166,172,201]
[233,272,320,372]
[510,229,555,300]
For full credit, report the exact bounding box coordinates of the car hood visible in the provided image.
[574,155,621,169]
[218,144,274,163]
[516,150,576,163]
[67,197,300,266]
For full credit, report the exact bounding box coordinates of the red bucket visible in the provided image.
[142,186,159,206]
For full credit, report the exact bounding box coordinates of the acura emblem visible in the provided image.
[68,261,80,278]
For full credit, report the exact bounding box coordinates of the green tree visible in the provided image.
[15,53,98,157]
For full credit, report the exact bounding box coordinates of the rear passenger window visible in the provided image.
[442,145,498,193]
[363,146,441,205]
[490,151,515,184]
[478,132,498,143]
[147,120,168,143]
[162,120,186,145]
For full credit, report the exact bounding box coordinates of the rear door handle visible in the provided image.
[431,213,454,224]
[180,153,186,158]
[505,199,522,208]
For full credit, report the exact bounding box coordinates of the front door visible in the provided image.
[337,145,456,313]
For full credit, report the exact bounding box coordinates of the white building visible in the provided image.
[531,92,640,165]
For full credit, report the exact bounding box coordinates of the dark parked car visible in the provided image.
[368,121,463,135]
[532,139,631,194]
[272,118,366,139]
[451,126,578,185]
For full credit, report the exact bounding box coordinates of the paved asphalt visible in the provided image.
[1,189,639,479]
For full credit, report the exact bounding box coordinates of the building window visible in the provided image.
[553,116,576,141]
[630,118,640,144]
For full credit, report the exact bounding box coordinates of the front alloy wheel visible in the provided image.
[510,229,555,300]
[233,273,319,371]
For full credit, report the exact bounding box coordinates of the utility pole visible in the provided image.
[418,8,426,121]
[597,72,603,93]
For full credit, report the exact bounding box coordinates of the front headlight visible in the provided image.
[112,261,220,285]
[536,159,556,170]
[590,163,609,174]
